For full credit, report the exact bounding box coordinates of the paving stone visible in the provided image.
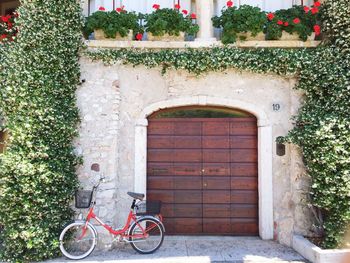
[46,236,307,263]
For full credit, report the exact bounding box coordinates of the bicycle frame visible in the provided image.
[77,177,163,242]
[82,207,147,239]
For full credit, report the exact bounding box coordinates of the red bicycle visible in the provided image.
[59,176,165,260]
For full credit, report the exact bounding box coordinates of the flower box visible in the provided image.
[292,234,350,263]
[94,29,133,41]
[147,32,185,42]
[280,32,315,41]
[237,32,265,41]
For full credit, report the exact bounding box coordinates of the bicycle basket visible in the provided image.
[136,200,162,216]
[75,190,93,209]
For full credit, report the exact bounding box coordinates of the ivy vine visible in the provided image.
[0,1,82,262]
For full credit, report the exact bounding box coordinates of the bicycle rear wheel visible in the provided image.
[59,221,97,260]
[129,217,164,254]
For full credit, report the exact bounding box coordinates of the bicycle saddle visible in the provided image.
[127,192,145,200]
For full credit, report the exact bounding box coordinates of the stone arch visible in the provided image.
[134,96,273,240]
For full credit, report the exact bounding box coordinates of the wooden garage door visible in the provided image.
[147,118,258,235]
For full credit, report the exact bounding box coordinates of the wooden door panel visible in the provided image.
[174,136,201,149]
[230,136,257,149]
[202,122,230,135]
[231,163,258,176]
[203,177,230,190]
[173,149,202,162]
[230,121,257,135]
[203,204,231,218]
[231,204,258,218]
[147,117,258,235]
[174,177,202,190]
[203,218,231,233]
[148,149,173,162]
[174,190,202,203]
[148,135,173,148]
[161,203,175,217]
[203,149,230,162]
[203,163,230,176]
[148,190,174,203]
[231,177,258,190]
[173,163,202,176]
[202,136,230,149]
[174,204,202,217]
[231,149,258,163]
[148,176,173,189]
[148,122,173,135]
[148,163,202,176]
[203,190,231,204]
[148,162,173,175]
[231,218,259,235]
[174,122,201,135]
[165,218,202,234]
[231,190,258,204]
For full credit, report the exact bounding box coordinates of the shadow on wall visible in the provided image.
[0,0,20,16]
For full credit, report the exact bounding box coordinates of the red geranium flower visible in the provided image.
[182,9,188,15]
[267,13,274,21]
[227,0,233,7]
[98,6,106,11]
[116,5,125,12]
[284,22,289,27]
[277,20,283,25]
[0,34,7,40]
[174,4,181,9]
[135,33,143,41]
[1,15,9,23]
[191,13,197,19]
[313,25,321,36]
[311,7,318,14]
[303,6,309,13]
[293,18,300,24]
[314,1,321,7]
[153,4,160,10]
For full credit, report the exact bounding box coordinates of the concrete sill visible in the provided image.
[86,40,321,49]
[292,234,350,263]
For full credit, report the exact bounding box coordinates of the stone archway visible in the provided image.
[134,96,273,239]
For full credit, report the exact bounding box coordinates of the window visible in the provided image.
[88,0,193,15]
[149,106,254,118]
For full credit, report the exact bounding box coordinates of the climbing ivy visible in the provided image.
[0,1,82,262]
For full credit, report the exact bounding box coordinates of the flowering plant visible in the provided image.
[265,2,322,41]
[84,7,142,39]
[144,4,199,37]
[0,14,17,44]
[212,3,266,44]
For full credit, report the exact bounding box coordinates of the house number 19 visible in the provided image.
[273,103,281,112]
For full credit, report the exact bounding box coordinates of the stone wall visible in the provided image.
[76,56,313,249]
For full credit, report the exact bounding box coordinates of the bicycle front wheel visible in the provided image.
[129,217,164,254]
[59,221,97,260]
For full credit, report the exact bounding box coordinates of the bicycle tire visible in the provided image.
[129,216,165,254]
[59,221,97,260]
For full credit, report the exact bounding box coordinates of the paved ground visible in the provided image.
[49,236,307,263]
